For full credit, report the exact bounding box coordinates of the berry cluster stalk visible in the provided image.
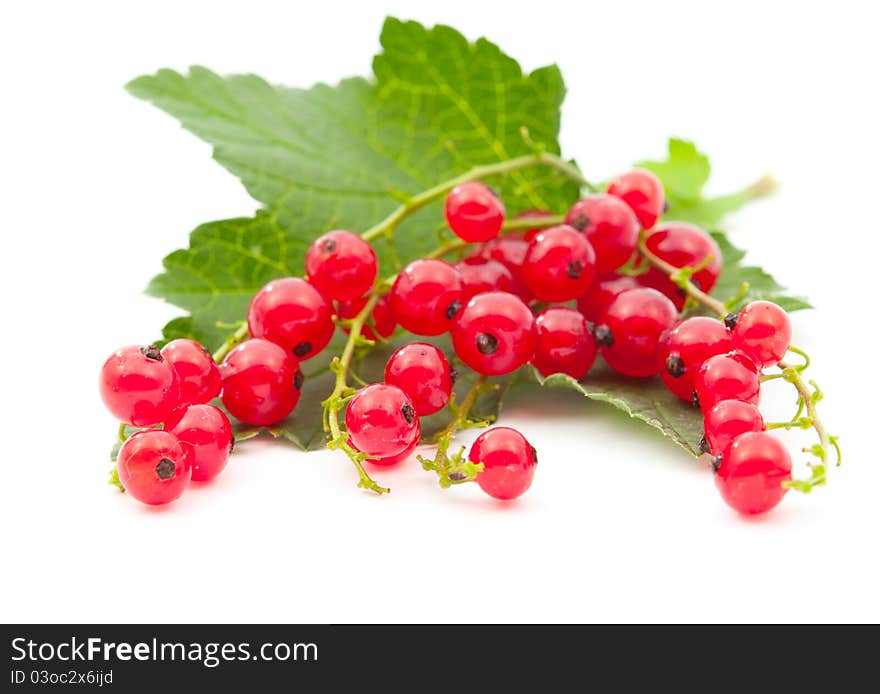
[637,235,839,491]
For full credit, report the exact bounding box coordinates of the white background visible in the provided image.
[1,0,877,623]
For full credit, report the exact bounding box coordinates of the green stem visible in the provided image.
[212,322,250,363]
[362,153,591,242]
[117,422,128,444]
[321,292,389,495]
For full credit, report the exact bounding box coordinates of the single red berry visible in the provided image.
[451,291,537,375]
[165,404,233,482]
[703,400,765,456]
[714,431,791,515]
[390,259,464,336]
[445,181,506,242]
[471,235,533,302]
[657,317,734,402]
[384,342,453,416]
[337,294,396,342]
[116,429,192,506]
[100,345,181,426]
[305,230,378,302]
[522,225,597,302]
[576,274,639,323]
[518,209,554,241]
[160,339,221,407]
[469,427,537,501]
[731,301,792,368]
[694,351,761,413]
[638,223,722,309]
[607,168,665,229]
[247,277,335,360]
[345,383,419,459]
[352,417,422,467]
[565,194,640,274]
[532,307,598,380]
[219,339,303,426]
[454,257,515,302]
[597,287,677,378]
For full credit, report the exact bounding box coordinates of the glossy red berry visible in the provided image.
[532,307,598,380]
[607,168,665,229]
[354,417,421,467]
[454,257,515,302]
[219,339,303,426]
[731,301,792,368]
[714,431,791,515]
[337,294,396,342]
[471,235,533,302]
[160,339,221,407]
[658,317,734,402]
[345,383,419,459]
[390,259,464,336]
[522,225,596,302]
[165,404,233,482]
[638,223,722,309]
[451,291,537,375]
[116,429,192,506]
[469,427,537,501]
[100,345,181,426]
[694,351,761,413]
[247,277,335,360]
[445,181,506,242]
[305,230,378,302]
[576,274,639,324]
[384,342,453,416]
[597,287,677,378]
[518,209,554,241]
[565,194,640,274]
[702,400,765,456]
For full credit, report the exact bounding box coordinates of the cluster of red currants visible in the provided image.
[100,167,796,513]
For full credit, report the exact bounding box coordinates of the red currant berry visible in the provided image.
[607,168,665,229]
[116,429,192,506]
[714,431,791,515]
[451,291,537,376]
[468,427,537,501]
[345,383,419,459]
[522,225,597,302]
[694,351,761,413]
[219,339,303,426]
[576,274,639,324]
[657,317,733,402]
[731,301,792,368]
[165,404,233,482]
[384,342,453,416]
[337,294,396,342]
[702,400,765,456]
[352,417,421,467]
[160,339,221,407]
[454,257,515,302]
[305,230,378,302]
[596,287,677,378]
[518,209,554,241]
[638,223,722,309]
[565,194,640,273]
[445,181,506,242]
[390,259,464,336]
[532,307,598,380]
[247,277,335,360]
[100,345,181,426]
[471,235,533,302]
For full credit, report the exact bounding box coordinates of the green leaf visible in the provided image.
[129,18,579,350]
[528,365,705,457]
[637,138,776,228]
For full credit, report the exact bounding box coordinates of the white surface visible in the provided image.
[1,0,877,623]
